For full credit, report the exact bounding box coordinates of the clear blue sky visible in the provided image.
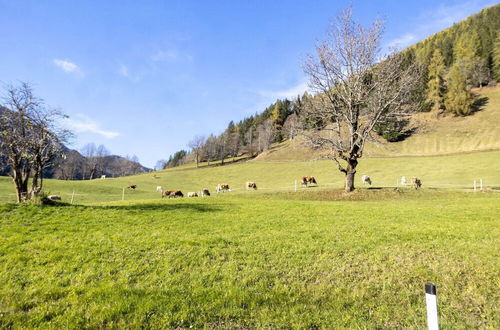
[0,0,494,167]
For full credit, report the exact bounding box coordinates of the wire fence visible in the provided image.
[0,179,498,204]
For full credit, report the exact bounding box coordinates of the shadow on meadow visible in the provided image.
[0,201,224,214]
[91,202,223,213]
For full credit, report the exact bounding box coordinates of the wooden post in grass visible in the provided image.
[294,180,297,192]
[473,180,477,191]
[425,283,439,330]
[70,190,75,204]
[480,179,483,190]
[122,188,125,201]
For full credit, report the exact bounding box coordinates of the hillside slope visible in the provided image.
[255,86,500,161]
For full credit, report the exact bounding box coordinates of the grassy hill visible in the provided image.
[257,85,500,161]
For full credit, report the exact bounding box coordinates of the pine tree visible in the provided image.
[454,30,481,61]
[493,31,500,81]
[426,49,446,112]
[445,62,474,116]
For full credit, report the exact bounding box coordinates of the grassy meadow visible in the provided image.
[1,122,499,327]
[0,190,499,328]
[1,150,499,204]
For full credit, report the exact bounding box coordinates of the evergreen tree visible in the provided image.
[445,62,474,116]
[493,31,500,80]
[454,30,481,61]
[426,49,446,112]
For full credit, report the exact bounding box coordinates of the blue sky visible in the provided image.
[0,0,495,167]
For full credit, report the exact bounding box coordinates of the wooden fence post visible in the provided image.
[294,180,297,192]
[473,180,476,191]
[122,188,125,201]
[70,190,75,204]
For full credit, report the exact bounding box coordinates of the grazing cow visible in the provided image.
[411,177,422,189]
[156,186,163,192]
[161,190,174,198]
[47,195,61,201]
[201,189,211,196]
[361,175,372,185]
[127,185,137,190]
[170,190,184,198]
[401,176,407,186]
[246,181,257,190]
[187,192,198,197]
[216,184,231,193]
[301,176,317,187]
[100,175,106,179]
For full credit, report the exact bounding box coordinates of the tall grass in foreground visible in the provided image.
[0,190,498,328]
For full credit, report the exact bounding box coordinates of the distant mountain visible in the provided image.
[0,105,151,179]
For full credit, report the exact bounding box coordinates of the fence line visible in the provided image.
[1,180,498,203]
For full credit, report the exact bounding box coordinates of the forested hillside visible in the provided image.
[164,4,500,168]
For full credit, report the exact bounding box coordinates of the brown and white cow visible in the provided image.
[187,192,198,197]
[216,184,231,193]
[246,181,257,190]
[161,190,183,198]
[411,177,422,189]
[201,189,211,196]
[301,176,317,187]
[127,185,137,190]
[169,190,184,198]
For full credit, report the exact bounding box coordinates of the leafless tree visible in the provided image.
[81,143,98,179]
[204,134,218,165]
[282,113,300,140]
[244,126,257,157]
[227,131,240,161]
[256,119,274,152]
[0,83,70,201]
[301,8,420,192]
[126,154,142,174]
[216,132,229,165]
[95,144,110,176]
[55,151,82,180]
[188,135,206,168]
[469,58,490,88]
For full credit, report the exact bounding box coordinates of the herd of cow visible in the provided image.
[122,175,423,200]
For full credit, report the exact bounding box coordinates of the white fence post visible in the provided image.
[122,188,125,201]
[473,180,476,191]
[425,283,439,330]
[294,180,297,192]
[480,179,483,190]
[70,190,75,204]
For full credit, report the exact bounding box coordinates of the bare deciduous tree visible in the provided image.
[0,83,70,202]
[282,113,300,141]
[188,135,206,168]
[256,119,274,152]
[244,126,257,157]
[302,8,420,192]
[81,143,98,180]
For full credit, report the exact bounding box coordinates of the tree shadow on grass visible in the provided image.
[471,96,489,114]
[20,200,223,213]
[93,203,223,213]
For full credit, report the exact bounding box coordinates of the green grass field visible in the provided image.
[1,87,499,327]
[1,150,499,204]
[0,191,499,328]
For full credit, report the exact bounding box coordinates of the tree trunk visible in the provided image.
[344,158,358,192]
[13,169,30,203]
